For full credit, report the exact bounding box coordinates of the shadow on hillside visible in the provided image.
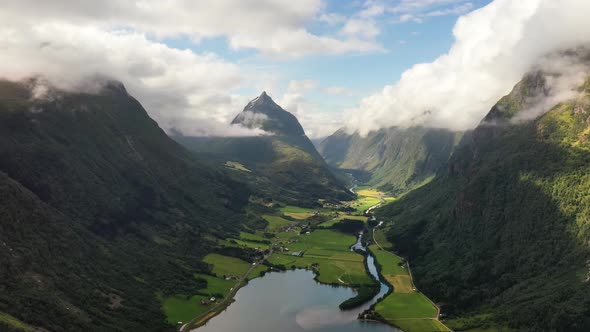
[377,122,590,331]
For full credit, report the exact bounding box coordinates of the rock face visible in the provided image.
[376,67,590,331]
[231,91,305,136]
[319,126,461,194]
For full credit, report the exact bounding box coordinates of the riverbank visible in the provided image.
[369,225,451,332]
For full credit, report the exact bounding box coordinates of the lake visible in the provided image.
[193,244,398,332]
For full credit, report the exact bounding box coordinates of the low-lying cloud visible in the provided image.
[0,1,382,138]
[346,0,590,136]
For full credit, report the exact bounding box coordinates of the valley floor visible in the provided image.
[168,188,449,332]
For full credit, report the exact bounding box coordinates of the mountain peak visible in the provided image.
[231,92,305,136]
[248,90,274,108]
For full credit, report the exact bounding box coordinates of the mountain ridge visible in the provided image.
[0,79,254,331]
[375,67,590,331]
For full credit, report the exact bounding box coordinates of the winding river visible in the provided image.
[193,234,398,332]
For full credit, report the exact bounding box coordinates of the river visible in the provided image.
[193,233,398,332]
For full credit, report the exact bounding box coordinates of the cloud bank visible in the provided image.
[0,0,382,137]
[346,0,590,136]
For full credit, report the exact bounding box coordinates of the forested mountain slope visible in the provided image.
[0,79,252,331]
[376,69,590,331]
[319,127,461,194]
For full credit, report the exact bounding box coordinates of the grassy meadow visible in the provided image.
[203,253,267,280]
[279,205,317,219]
[369,244,449,332]
[267,229,373,286]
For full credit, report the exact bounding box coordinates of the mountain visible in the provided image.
[375,68,590,331]
[231,91,305,136]
[319,127,461,194]
[0,79,254,331]
[175,92,352,205]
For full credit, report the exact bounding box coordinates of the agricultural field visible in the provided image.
[194,274,235,297]
[262,215,295,231]
[356,188,384,198]
[352,196,382,214]
[161,294,211,324]
[268,229,373,286]
[369,245,449,332]
[203,254,267,280]
[318,213,368,228]
[279,205,317,219]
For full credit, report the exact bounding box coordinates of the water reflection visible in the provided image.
[194,254,397,332]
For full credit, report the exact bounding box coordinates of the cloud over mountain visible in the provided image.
[346,0,590,136]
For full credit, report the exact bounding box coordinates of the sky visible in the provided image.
[1,0,589,138]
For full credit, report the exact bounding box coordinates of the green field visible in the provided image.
[203,254,267,280]
[392,318,451,332]
[239,231,268,242]
[370,245,449,331]
[376,292,438,319]
[370,244,406,275]
[161,273,238,324]
[352,196,381,214]
[161,294,210,324]
[356,188,383,197]
[268,229,373,285]
[161,254,269,324]
[194,273,235,296]
[279,205,316,219]
[318,214,368,227]
[262,215,295,231]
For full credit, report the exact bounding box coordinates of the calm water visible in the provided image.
[194,236,397,332]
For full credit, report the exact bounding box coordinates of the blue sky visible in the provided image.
[5,0,586,137]
[6,0,528,138]
[159,0,493,136]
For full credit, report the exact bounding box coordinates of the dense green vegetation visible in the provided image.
[319,127,461,194]
[376,71,590,331]
[267,229,374,286]
[0,80,254,331]
[369,244,447,331]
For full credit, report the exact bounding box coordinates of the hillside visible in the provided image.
[376,69,590,331]
[0,79,254,331]
[319,127,461,194]
[175,92,352,205]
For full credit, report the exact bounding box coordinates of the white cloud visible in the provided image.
[279,79,351,137]
[1,0,382,58]
[426,3,474,17]
[0,22,254,136]
[279,93,343,138]
[0,0,387,137]
[346,0,590,136]
[341,19,380,39]
[324,86,354,96]
[288,80,320,92]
